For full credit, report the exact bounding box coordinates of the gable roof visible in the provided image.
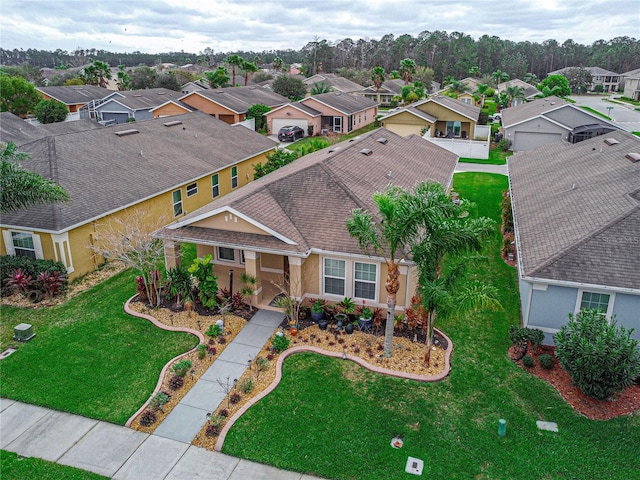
[156,128,458,257]
[509,130,640,291]
[548,66,620,77]
[498,79,541,99]
[379,106,437,123]
[1,111,277,233]
[360,79,405,96]
[266,102,322,118]
[180,86,288,114]
[0,112,102,146]
[303,73,365,93]
[35,85,112,105]
[386,94,480,121]
[301,92,377,115]
[621,67,640,77]
[102,88,185,110]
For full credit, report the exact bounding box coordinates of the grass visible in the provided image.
[222,172,640,480]
[580,106,611,120]
[286,123,380,156]
[0,450,108,480]
[0,268,197,424]
[633,131,640,137]
[459,147,512,165]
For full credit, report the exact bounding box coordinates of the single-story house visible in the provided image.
[303,73,365,94]
[497,79,541,106]
[509,130,640,343]
[547,66,621,92]
[501,96,619,151]
[89,88,191,124]
[380,94,481,139]
[1,111,277,280]
[0,112,102,145]
[36,85,112,118]
[181,80,210,95]
[265,92,378,136]
[179,86,289,125]
[358,79,405,106]
[155,128,459,309]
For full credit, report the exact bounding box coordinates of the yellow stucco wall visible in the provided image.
[418,102,476,138]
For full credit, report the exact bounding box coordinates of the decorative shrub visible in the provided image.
[168,375,185,391]
[4,268,33,295]
[539,354,554,370]
[206,324,222,338]
[229,392,242,404]
[172,359,192,378]
[256,356,270,372]
[139,409,157,427]
[231,292,245,311]
[187,254,218,309]
[272,334,290,353]
[554,309,640,400]
[498,137,512,151]
[205,423,222,437]
[197,343,207,359]
[218,409,229,418]
[0,255,66,295]
[217,336,227,345]
[36,271,67,297]
[149,391,170,412]
[241,378,254,393]
[522,355,535,368]
[528,329,545,354]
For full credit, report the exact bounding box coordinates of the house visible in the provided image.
[497,79,541,106]
[501,96,619,151]
[181,80,210,95]
[508,130,640,343]
[380,94,481,139]
[358,79,406,106]
[35,85,112,120]
[547,66,621,92]
[621,68,640,101]
[303,73,365,94]
[0,112,102,146]
[89,88,191,124]
[154,128,459,309]
[0,111,277,280]
[179,86,289,125]
[265,92,378,136]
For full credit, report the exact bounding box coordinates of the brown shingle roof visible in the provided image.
[508,130,640,290]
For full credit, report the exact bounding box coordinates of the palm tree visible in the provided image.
[523,72,539,85]
[310,81,332,95]
[242,60,259,86]
[447,79,470,98]
[82,60,112,88]
[491,69,510,90]
[272,56,283,73]
[371,66,385,105]
[1,142,69,213]
[389,70,401,80]
[225,54,244,86]
[506,85,525,106]
[474,83,490,108]
[204,67,230,88]
[468,66,480,78]
[399,58,417,84]
[116,65,130,91]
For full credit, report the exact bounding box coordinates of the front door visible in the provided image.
[333,116,342,133]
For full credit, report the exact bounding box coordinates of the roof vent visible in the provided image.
[377,137,388,144]
[360,148,373,156]
[625,152,640,163]
[604,137,619,146]
[163,120,183,127]
[349,136,361,142]
[328,147,342,153]
[133,94,143,97]
[114,129,139,137]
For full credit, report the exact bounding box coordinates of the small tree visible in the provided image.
[34,99,68,124]
[246,103,270,132]
[0,75,42,116]
[188,254,218,309]
[272,74,307,101]
[554,309,640,400]
[253,149,298,179]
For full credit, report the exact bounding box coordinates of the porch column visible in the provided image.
[163,240,182,270]
[288,256,304,300]
[243,251,261,306]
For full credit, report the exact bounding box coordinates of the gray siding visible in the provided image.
[545,107,600,129]
[505,118,568,151]
[613,293,640,341]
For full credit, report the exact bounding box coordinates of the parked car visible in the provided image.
[490,113,502,123]
[278,125,304,142]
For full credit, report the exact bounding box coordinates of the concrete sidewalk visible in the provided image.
[455,162,508,175]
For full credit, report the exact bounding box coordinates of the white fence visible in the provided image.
[424,136,490,159]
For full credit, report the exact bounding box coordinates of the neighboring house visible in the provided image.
[501,96,619,151]
[497,79,541,106]
[35,85,112,119]
[0,112,102,145]
[181,80,209,95]
[622,69,640,101]
[89,88,191,124]
[358,79,405,106]
[265,92,378,136]
[303,73,365,94]
[179,86,288,125]
[547,66,621,92]
[155,128,459,310]
[0,111,277,280]
[508,130,640,343]
[380,94,481,139]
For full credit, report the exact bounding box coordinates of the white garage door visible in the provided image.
[514,131,562,151]
[272,118,308,136]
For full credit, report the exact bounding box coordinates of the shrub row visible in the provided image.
[1,255,67,295]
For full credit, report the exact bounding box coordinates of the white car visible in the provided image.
[490,113,502,122]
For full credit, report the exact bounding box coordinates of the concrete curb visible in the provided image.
[123,296,205,427]
[214,328,453,451]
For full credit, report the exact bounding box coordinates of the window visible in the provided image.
[240,250,245,264]
[217,247,235,262]
[211,174,219,198]
[333,116,342,133]
[446,121,462,137]
[580,292,610,314]
[11,232,36,259]
[172,189,183,216]
[354,262,376,300]
[231,166,238,189]
[461,97,472,105]
[186,182,198,197]
[324,258,345,296]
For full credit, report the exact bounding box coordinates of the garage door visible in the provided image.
[272,118,308,136]
[514,131,562,151]
[101,112,130,124]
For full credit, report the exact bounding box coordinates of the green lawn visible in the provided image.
[285,123,380,156]
[0,450,108,480]
[0,268,197,424]
[222,173,640,480]
[580,106,611,120]
[459,147,512,165]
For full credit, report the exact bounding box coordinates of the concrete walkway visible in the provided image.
[1,309,325,479]
[455,162,508,175]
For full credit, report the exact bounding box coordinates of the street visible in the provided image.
[569,94,640,133]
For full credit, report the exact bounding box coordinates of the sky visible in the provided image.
[1,0,638,55]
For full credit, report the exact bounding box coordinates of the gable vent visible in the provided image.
[625,152,640,163]
[604,138,620,146]
[376,137,388,144]
[163,120,183,127]
[114,129,139,137]
[359,148,373,156]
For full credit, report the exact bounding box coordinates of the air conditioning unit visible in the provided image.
[14,323,35,342]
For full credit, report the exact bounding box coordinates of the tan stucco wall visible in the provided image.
[419,103,476,138]
[193,213,270,235]
[181,94,241,123]
[153,104,189,118]
[381,121,424,137]
[302,254,320,296]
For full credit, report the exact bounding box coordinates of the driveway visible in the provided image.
[569,95,640,132]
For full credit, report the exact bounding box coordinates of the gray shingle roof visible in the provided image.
[157,129,458,256]
[35,86,111,105]
[0,112,102,145]
[1,111,277,232]
[508,130,640,290]
[184,86,288,113]
[416,95,481,120]
[498,79,541,99]
[106,88,185,110]
[301,92,377,115]
[304,74,365,93]
[501,96,569,127]
[548,66,620,76]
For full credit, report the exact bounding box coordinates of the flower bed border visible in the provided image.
[123,296,205,427]
[213,328,453,451]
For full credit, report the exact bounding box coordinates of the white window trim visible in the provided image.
[217,246,236,263]
[231,166,238,189]
[172,189,183,217]
[2,230,44,259]
[212,174,220,198]
[354,261,378,301]
[186,182,198,197]
[321,256,379,302]
[323,258,346,297]
[574,289,616,320]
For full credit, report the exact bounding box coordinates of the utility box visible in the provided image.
[14,323,35,342]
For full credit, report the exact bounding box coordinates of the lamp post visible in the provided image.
[229,269,234,295]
